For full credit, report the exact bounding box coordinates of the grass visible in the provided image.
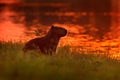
[0,42,120,80]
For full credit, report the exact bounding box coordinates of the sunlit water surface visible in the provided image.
[0,4,120,60]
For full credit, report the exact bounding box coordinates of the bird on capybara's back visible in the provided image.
[23,25,67,55]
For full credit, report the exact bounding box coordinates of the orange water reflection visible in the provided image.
[0,2,120,60]
[0,21,25,42]
[0,21,120,60]
[0,0,20,4]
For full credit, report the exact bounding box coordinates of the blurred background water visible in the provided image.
[0,0,120,59]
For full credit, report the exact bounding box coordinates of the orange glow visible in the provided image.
[0,21,25,42]
[49,23,120,60]
[25,3,69,7]
[0,0,20,4]
[0,21,120,60]
[0,1,120,60]
[0,6,25,42]
[45,12,85,19]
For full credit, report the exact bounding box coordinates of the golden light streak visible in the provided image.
[0,0,20,4]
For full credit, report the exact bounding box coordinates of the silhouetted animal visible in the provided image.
[23,25,67,55]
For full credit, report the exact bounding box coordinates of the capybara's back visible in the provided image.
[23,25,67,54]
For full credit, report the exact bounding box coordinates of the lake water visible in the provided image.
[0,2,120,60]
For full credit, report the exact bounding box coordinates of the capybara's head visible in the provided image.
[48,25,67,37]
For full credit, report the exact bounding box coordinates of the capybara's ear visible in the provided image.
[51,25,54,28]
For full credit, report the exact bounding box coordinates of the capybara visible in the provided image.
[23,25,67,55]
